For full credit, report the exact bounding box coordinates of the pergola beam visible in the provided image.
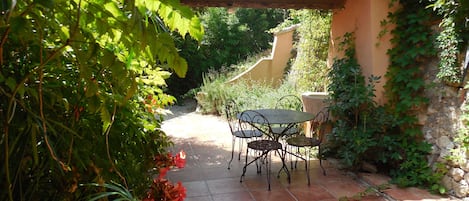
[180,0,346,9]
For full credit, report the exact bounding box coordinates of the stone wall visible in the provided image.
[421,59,469,198]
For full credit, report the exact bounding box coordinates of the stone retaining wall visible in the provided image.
[421,59,469,198]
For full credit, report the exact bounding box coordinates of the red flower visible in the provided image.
[174,150,186,168]
[174,181,186,201]
[158,167,170,179]
[146,151,186,201]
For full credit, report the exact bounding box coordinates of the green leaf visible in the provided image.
[172,56,187,78]
[124,77,137,102]
[88,192,122,201]
[35,0,54,8]
[101,106,111,133]
[60,26,70,40]
[101,49,116,67]
[88,96,101,113]
[104,2,122,19]
[126,48,134,70]
[85,80,99,97]
[190,16,204,41]
[6,77,16,91]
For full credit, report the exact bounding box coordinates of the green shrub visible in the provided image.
[194,69,300,115]
[288,10,332,92]
[324,32,397,169]
[0,0,200,200]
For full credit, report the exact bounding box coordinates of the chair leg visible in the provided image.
[238,139,244,160]
[263,151,274,191]
[241,149,269,183]
[305,148,311,185]
[294,147,300,169]
[228,136,236,169]
[288,145,294,170]
[319,145,326,175]
[240,147,250,183]
[256,151,262,173]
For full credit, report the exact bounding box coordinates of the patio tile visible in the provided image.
[167,167,205,182]
[359,172,392,186]
[358,195,388,201]
[320,178,368,198]
[287,184,336,200]
[242,175,284,190]
[183,180,210,197]
[383,187,449,200]
[184,195,213,201]
[201,167,241,180]
[211,191,254,201]
[206,178,246,194]
[249,188,296,201]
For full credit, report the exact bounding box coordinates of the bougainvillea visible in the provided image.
[144,151,187,201]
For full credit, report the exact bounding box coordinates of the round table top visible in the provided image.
[237,109,315,124]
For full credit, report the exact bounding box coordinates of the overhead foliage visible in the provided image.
[0,0,202,200]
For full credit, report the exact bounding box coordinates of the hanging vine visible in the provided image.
[428,0,469,86]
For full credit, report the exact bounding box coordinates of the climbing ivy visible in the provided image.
[384,0,443,189]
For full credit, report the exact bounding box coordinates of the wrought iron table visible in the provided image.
[237,109,316,188]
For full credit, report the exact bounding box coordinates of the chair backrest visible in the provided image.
[309,107,330,141]
[275,95,303,111]
[225,99,240,134]
[238,110,273,139]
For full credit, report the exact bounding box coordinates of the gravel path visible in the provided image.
[161,99,233,151]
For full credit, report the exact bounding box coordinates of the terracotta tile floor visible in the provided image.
[162,101,458,201]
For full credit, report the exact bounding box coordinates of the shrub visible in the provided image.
[324,32,397,169]
[288,10,332,92]
[195,69,299,115]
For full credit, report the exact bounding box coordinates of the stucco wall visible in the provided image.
[329,0,395,105]
[228,25,297,87]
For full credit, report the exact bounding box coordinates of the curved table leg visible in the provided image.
[276,149,291,183]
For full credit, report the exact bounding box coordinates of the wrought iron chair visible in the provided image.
[225,99,263,170]
[272,94,304,136]
[239,110,288,191]
[285,107,329,185]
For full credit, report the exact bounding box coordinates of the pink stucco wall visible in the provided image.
[228,25,298,87]
[329,0,396,104]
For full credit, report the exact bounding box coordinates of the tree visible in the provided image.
[167,8,286,97]
[0,0,203,200]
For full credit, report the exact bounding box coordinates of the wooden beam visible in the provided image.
[180,0,346,9]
